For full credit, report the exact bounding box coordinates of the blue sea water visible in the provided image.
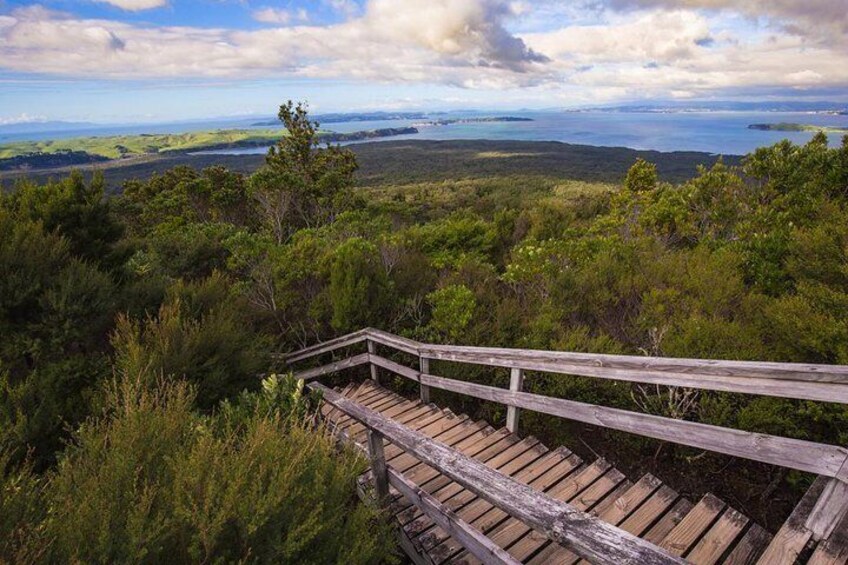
[194,110,848,156]
[4,111,848,156]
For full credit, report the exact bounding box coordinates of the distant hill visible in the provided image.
[1,139,742,192]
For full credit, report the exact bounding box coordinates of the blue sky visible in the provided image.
[1,0,847,124]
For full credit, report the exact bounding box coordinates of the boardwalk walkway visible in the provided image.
[288,329,848,564]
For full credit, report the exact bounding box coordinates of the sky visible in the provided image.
[1,0,847,124]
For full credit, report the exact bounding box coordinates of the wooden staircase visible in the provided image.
[288,328,848,565]
[320,380,847,564]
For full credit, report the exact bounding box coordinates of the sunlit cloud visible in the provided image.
[0,0,846,103]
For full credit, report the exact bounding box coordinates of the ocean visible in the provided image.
[4,110,848,156]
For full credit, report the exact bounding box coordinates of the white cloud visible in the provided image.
[94,0,167,12]
[0,0,846,102]
[253,7,308,25]
[609,0,848,44]
[0,112,48,125]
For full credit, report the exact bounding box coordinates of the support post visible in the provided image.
[506,368,524,434]
[420,356,431,404]
[366,339,379,384]
[367,429,389,506]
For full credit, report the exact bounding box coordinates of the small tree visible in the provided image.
[328,238,393,332]
[624,158,658,193]
[251,101,358,243]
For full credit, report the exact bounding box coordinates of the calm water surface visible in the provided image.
[5,111,847,156]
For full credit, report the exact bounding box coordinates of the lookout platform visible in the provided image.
[286,329,848,565]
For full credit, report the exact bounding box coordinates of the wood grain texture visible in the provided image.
[287,328,848,403]
[311,382,684,565]
[416,369,848,479]
[292,352,371,381]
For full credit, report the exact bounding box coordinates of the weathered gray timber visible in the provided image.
[286,328,848,565]
[311,382,685,565]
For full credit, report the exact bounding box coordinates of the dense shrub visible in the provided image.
[0,374,395,564]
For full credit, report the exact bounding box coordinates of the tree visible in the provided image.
[624,158,658,193]
[329,238,393,332]
[252,101,358,243]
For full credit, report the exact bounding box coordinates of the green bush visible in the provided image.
[0,374,396,564]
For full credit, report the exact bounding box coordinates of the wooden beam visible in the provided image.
[420,356,431,404]
[506,368,523,434]
[415,370,848,480]
[367,429,389,505]
[335,417,523,565]
[367,340,379,383]
[420,346,848,404]
[287,329,848,404]
[310,383,685,565]
[365,328,421,356]
[805,476,848,541]
[418,343,848,384]
[286,329,369,363]
[291,352,371,381]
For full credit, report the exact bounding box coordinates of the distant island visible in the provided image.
[0,126,418,171]
[417,117,533,126]
[748,122,848,133]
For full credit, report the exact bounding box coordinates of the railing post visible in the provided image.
[367,429,389,506]
[506,368,524,434]
[366,339,379,384]
[419,356,431,404]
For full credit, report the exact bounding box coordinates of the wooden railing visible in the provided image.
[286,328,848,562]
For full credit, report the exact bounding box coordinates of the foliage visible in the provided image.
[0,373,395,564]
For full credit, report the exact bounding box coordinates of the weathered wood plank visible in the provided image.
[757,476,829,565]
[618,485,681,540]
[311,383,685,565]
[292,352,371,381]
[525,468,628,564]
[418,342,848,384]
[401,432,538,530]
[430,450,582,562]
[659,494,725,556]
[368,430,389,504]
[420,356,431,404]
[806,476,848,541]
[387,467,522,565]
[808,507,848,565]
[686,506,749,565]
[723,524,772,565]
[292,330,848,403]
[416,371,848,479]
[645,499,695,545]
[481,461,613,564]
[332,411,520,565]
[286,328,370,363]
[367,340,380,383]
[410,442,551,547]
[506,368,523,434]
[366,328,422,356]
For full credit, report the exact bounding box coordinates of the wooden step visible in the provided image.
[322,382,802,565]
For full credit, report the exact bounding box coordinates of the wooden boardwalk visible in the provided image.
[321,380,848,565]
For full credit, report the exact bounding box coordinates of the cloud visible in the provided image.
[94,0,167,12]
[253,7,309,25]
[608,0,848,43]
[0,0,547,83]
[0,112,47,125]
[0,0,847,102]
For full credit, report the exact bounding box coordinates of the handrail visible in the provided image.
[286,328,848,403]
[311,382,685,565]
[291,329,848,556]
